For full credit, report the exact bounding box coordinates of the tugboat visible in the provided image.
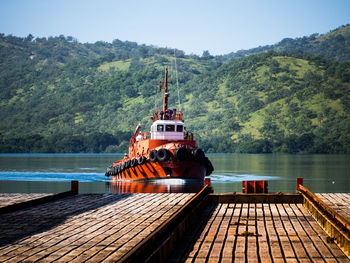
[105,68,213,180]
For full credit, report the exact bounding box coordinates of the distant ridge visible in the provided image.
[222,24,350,62]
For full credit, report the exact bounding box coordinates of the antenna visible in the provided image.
[173,49,181,111]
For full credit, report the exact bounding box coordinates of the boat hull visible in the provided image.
[111,159,206,181]
[109,178,205,193]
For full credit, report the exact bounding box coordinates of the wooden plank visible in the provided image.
[69,193,182,262]
[218,203,235,263]
[270,203,295,260]
[256,203,272,263]
[317,193,350,223]
[195,204,224,260]
[0,193,54,208]
[233,203,248,261]
[282,203,316,261]
[277,203,309,261]
[246,203,258,262]
[3,194,137,262]
[96,194,190,262]
[185,204,222,261]
[210,193,303,204]
[1,194,134,262]
[263,203,284,261]
[207,204,230,260]
[0,193,196,263]
[0,191,75,215]
[296,203,350,262]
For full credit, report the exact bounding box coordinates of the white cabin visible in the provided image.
[150,120,184,140]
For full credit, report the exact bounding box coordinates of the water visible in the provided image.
[0,153,349,193]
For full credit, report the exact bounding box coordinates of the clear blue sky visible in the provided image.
[1,0,349,55]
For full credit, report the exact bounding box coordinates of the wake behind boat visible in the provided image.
[105,68,213,180]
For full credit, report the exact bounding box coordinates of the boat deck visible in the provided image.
[0,193,194,262]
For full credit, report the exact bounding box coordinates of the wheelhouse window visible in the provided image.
[165,124,175,132]
[157,125,164,132]
[176,125,183,132]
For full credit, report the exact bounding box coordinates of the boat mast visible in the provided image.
[163,68,169,113]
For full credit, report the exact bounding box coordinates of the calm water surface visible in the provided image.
[0,154,349,193]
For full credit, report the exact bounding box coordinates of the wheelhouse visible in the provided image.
[151,120,184,140]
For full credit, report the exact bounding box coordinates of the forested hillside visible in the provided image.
[0,25,349,153]
[223,24,350,62]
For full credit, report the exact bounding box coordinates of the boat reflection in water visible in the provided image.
[108,177,207,194]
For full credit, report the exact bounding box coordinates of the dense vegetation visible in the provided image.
[1,25,350,153]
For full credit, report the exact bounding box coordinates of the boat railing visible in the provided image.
[152,110,183,121]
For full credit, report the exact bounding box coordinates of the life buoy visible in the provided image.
[174,147,188,162]
[149,150,158,162]
[138,156,146,165]
[131,158,137,167]
[157,148,170,162]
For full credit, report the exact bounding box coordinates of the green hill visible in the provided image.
[183,51,350,153]
[223,24,350,62]
[0,26,349,153]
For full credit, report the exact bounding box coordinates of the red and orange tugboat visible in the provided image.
[105,68,213,181]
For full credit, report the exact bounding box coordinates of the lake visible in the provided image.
[0,153,349,194]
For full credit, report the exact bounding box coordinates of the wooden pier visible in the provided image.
[0,186,349,262]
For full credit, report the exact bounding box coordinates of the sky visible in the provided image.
[1,0,350,55]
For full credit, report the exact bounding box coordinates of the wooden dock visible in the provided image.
[0,187,349,262]
[0,193,194,262]
[317,193,350,223]
[169,202,349,262]
[0,193,54,209]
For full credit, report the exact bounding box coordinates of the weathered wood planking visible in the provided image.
[0,193,54,208]
[169,202,350,262]
[316,193,350,223]
[0,193,194,262]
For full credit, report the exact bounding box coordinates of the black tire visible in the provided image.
[204,157,214,176]
[125,159,131,168]
[121,162,125,170]
[138,156,146,165]
[131,158,137,167]
[149,150,158,162]
[192,148,205,160]
[174,147,188,162]
[157,148,170,162]
[113,166,117,175]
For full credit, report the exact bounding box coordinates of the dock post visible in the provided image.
[242,180,268,193]
[205,177,211,187]
[296,177,303,191]
[71,180,79,194]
